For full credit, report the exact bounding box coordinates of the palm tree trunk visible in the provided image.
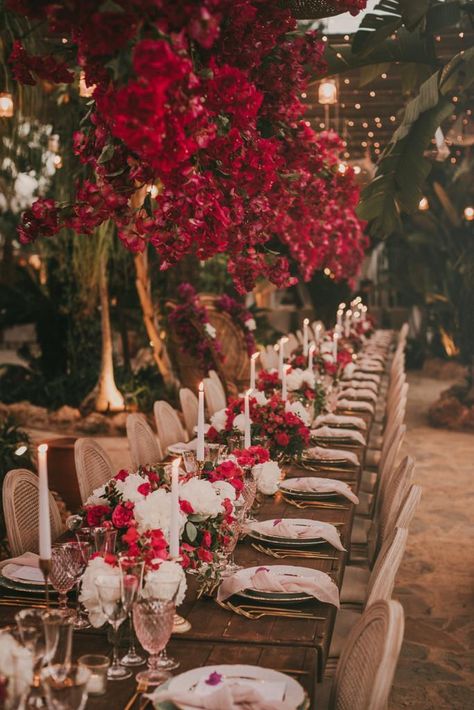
[95,252,125,412]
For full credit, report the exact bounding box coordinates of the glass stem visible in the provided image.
[128,614,137,655]
[111,626,120,670]
[75,580,82,620]
[59,592,68,610]
[149,654,160,671]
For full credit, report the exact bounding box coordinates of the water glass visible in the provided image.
[64,542,91,629]
[42,664,90,710]
[78,655,110,697]
[43,610,73,671]
[94,575,131,681]
[118,555,145,667]
[16,608,49,707]
[182,450,197,474]
[133,599,175,686]
[220,498,246,576]
[92,527,117,555]
[142,577,181,671]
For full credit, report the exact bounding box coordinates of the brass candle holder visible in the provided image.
[39,557,51,608]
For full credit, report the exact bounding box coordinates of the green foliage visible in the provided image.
[116,365,173,413]
[0,415,32,539]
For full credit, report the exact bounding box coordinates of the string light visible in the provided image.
[354,166,361,175]
[348,120,354,127]
[368,131,374,138]
[381,73,387,79]
[0,92,14,118]
[319,122,325,128]
[369,91,376,97]
[450,157,456,164]
[53,155,62,168]
[322,35,328,42]
[459,32,464,38]
[304,120,311,126]
[453,96,459,103]
[355,103,361,110]
[361,141,368,147]
[344,78,350,85]
[338,163,347,174]
[390,115,396,122]
[344,35,350,41]
[419,197,429,211]
[464,206,474,221]
[324,267,331,276]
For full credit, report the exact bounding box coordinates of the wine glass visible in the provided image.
[15,608,50,708]
[43,610,73,673]
[142,577,181,672]
[182,450,197,474]
[241,468,257,523]
[132,599,175,686]
[94,575,131,681]
[42,664,90,710]
[118,555,145,667]
[63,542,91,629]
[49,546,77,614]
[219,497,246,576]
[92,527,117,555]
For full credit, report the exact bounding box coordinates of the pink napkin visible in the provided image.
[342,379,378,393]
[337,398,374,413]
[311,425,366,445]
[304,445,359,466]
[250,518,345,551]
[152,683,282,710]
[313,413,366,430]
[338,387,377,402]
[0,552,39,570]
[218,565,340,607]
[280,476,359,504]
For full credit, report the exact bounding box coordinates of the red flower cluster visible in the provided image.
[9,40,74,85]
[215,294,256,356]
[168,282,224,374]
[9,0,368,291]
[204,459,245,492]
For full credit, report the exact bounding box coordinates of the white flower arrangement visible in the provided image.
[252,390,268,406]
[0,631,33,709]
[285,399,311,427]
[232,413,246,432]
[143,560,187,606]
[286,368,304,391]
[79,556,121,627]
[115,473,150,504]
[179,478,228,518]
[210,408,227,432]
[134,488,187,537]
[85,483,109,507]
[212,479,237,502]
[252,460,282,495]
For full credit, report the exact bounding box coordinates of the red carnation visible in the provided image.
[111,504,134,529]
[86,505,110,527]
[275,432,290,447]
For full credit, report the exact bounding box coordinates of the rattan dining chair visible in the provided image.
[208,370,226,401]
[326,600,404,709]
[203,377,226,417]
[179,387,199,438]
[74,438,115,504]
[329,528,408,658]
[154,400,188,453]
[286,332,300,355]
[3,469,64,556]
[126,414,163,468]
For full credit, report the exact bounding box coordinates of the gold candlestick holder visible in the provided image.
[39,557,51,608]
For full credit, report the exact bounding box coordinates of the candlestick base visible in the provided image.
[39,558,51,608]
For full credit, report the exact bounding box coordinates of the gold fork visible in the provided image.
[217,600,325,621]
[251,543,339,560]
[281,496,349,510]
[123,679,148,710]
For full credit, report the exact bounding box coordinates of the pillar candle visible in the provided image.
[244,390,251,449]
[303,319,309,357]
[169,457,180,559]
[281,364,288,401]
[38,444,51,560]
[197,382,205,462]
[308,343,316,370]
[250,352,259,390]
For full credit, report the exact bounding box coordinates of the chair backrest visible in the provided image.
[377,425,407,506]
[377,455,414,545]
[286,333,300,355]
[3,469,64,556]
[154,400,188,453]
[394,484,422,530]
[208,370,226,401]
[179,388,199,438]
[74,438,114,504]
[366,528,408,607]
[126,414,163,468]
[398,322,409,348]
[203,377,227,417]
[329,600,405,710]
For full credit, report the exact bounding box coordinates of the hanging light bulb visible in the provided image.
[318,80,338,105]
[0,92,14,118]
[464,206,474,221]
[419,197,429,211]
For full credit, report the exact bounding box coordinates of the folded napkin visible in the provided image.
[0,552,39,570]
[343,379,378,393]
[249,519,344,551]
[357,361,383,372]
[338,387,377,402]
[304,445,359,466]
[311,425,366,446]
[218,565,340,607]
[0,552,44,584]
[351,372,381,384]
[280,476,359,504]
[313,413,366,431]
[168,438,197,454]
[337,398,374,413]
[152,680,285,710]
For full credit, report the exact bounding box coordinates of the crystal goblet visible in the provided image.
[49,545,77,613]
[94,575,131,681]
[132,599,175,686]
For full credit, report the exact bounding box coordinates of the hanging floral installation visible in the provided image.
[7,0,368,293]
[215,294,257,356]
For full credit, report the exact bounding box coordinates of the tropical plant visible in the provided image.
[0,415,32,544]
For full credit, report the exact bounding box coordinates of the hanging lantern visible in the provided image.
[464,206,474,221]
[318,80,338,105]
[0,92,14,118]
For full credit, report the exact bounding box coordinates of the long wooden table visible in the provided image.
[0,403,378,709]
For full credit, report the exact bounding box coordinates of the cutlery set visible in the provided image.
[217,599,325,621]
[281,495,350,511]
[251,543,339,562]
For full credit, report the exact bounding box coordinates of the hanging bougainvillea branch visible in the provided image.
[7,0,368,292]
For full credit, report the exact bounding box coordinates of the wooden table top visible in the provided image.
[0,420,376,709]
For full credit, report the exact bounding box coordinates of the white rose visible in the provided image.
[286,368,304,391]
[79,557,121,628]
[204,322,216,339]
[210,408,227,432]
[301,368,316,389]
[212,479,237,502]
[134,488,187,537]
[85,483,109,507]
[233,413,246,432]
[115,473,149,504]
[179,478,223,518]
[253,390,268,406]
[143,560,187,606]
[253,460,282,495]
[0,632,33,708]
[245,318,257,331]
[285,400,310,427]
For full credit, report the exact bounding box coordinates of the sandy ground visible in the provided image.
[26,373,474,708]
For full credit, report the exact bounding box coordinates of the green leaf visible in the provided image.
[185,521,197,543]
[143,192,153,218]
[359,62,392,86]
[352,0,403,56]
[426,1,462,33]
[399,0,429,30]
[97,144,115,164]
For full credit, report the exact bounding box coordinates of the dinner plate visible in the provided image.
[279,480,340,500]
[312,435,356,446]
[2,563,47,587]
[167,441,196,455]
[247,519,327,547]
[234,565,320,606]
[301,452,351,467]
[162,664,306,710]
[0,573,55,595]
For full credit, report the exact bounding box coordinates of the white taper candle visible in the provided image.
[169,457,180,559]
[250,352,259,390]
[197,382,205,462]
[303,318,309,357]
[244,390,251,449]
[38,444,51,560]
